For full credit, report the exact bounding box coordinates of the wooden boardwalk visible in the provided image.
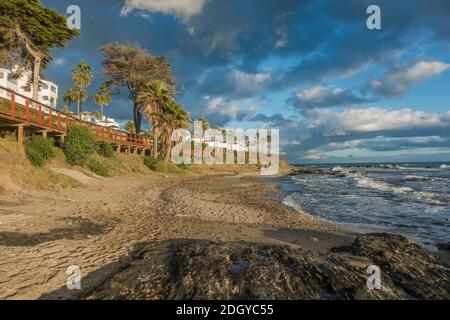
[0,85,151,155]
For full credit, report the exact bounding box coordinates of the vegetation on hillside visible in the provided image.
[143,156,189,175]
[24,136,56,167]
[63,126,97,166]
[96,141,115,158]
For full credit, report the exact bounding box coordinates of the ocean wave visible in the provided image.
[397,166,440,171]
[403,175,450,182]
[414,192,447,206]
[282,194,309,214]
[331,167,449,205]
[354,174,413,194]
[441,164,450,169]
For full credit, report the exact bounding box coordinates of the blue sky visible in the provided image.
[42,0,450,163]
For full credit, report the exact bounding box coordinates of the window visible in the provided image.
[0,72,4,79]
[43,96,49,101]
[7,75,17,85]
[51,86,57,93]
[42,83,49,90]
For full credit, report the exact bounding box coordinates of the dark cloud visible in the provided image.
[249,113,298,128]
[289,86,371,110]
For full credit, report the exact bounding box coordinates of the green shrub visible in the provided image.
[24,136,56,167]
[63,126,97,166]
[88,159,111,177]
[96,142,115,158]
[144,156,188,175]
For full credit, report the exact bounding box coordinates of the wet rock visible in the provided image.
[333,233,450,299]
[437,242,450,251]
[289,167,325,175]
[76,233,449,300]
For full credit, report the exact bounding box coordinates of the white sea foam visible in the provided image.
[282,194,308,214]
[333,167,448,203]
[440,164,450,169]
[414,192,445,205]
[403,175,450,182]
[332,167,413,194]
[353,174,413,194]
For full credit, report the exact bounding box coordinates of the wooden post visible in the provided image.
[11,93,15,119]
[17,124,24,144]
[48,109,53,129]
[38,104,42,127]
[42,130,48,138]
[57,112,61,130]
[25,98,30,123]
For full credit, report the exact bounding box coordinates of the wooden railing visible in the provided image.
[0,85,151,149]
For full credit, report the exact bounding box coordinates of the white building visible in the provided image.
[192,137,248,152]
[0,66,58,108]
[79,112,120,129]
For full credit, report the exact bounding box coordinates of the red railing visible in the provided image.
[0,85,151,149]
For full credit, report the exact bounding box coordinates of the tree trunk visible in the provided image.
[14,24,42,104]
[77,98,81,119]
[153,127,158,159]
[165,132,173,161]
[32,57,41,102]
[133,102,142,134]
[152,117,159,159]
[101,106,104,119]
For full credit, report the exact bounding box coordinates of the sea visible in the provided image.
[280,162,450,251]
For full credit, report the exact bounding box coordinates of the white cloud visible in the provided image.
[205,96,261,119]
[274,26,289,49]
[121,0,207,20]
[367,61,450,98]
[53,58,66,66]
[303,149,326,160]
[306,107,447,135]
[232,70,272,94]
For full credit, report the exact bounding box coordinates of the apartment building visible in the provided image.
[0,66,58,108]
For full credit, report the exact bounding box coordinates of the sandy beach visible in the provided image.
[0,163,357,299]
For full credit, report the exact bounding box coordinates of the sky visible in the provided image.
[41,0,450,164]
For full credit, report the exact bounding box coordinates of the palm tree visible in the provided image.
[93,85,112,119]
[124,121,136,134]
[197,117,209,131]
[71,61,93,118]
[159,101,190,160]
[136,80,173,159]
[63,88,78,111]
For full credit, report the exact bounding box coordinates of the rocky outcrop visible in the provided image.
[58,233,450,300]
[289,167,325,175]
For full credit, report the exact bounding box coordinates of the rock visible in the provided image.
[289,167,325,175]
[333,233,450,299]
[71,233,449,300]
[437,242,450,251]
